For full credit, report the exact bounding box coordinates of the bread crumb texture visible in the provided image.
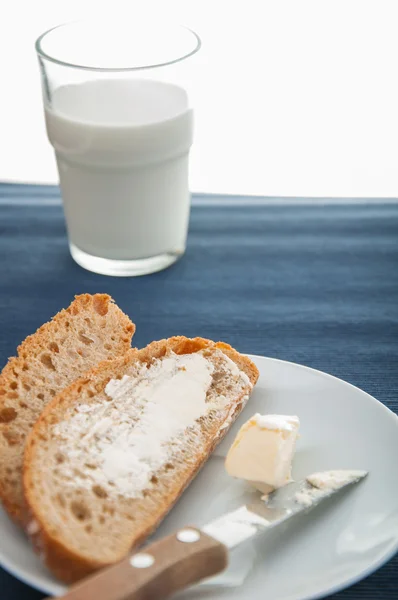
[0,294,135,524]
[23,336,258,583]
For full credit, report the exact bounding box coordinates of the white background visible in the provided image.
[1,0,397,197]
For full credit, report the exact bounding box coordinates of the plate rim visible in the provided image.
[247,353,398,422]
[0,353,397,599]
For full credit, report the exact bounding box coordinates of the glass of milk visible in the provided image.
[35,20,200,276]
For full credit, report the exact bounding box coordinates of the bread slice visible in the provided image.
[0,294,135,525]
[23,336,259,583]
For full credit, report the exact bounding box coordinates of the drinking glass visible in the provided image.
[36,20,201,276]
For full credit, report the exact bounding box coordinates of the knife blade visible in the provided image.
[56,470,367,600]
[202,469,368,549]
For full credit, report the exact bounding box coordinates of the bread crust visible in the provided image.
[23,337,259,583]
[0,294,135,525]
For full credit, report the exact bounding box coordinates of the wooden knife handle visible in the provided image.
[52,528,228,600]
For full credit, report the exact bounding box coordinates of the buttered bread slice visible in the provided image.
[23,336,259,583]
[0,294,135,525]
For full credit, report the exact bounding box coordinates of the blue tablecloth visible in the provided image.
[0,184,397,599]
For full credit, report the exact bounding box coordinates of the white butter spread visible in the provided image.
[52,350,251,498]
[220,354,253,388]
[203,506,269,547]
[254,414,299,431]
[294,488,322,507]
[225,414,300,491]
[306,470,367,490]
[295,470,366,507]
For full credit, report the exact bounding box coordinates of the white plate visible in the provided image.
[1,355,397,600]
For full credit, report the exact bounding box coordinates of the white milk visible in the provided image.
[45,79,193,261]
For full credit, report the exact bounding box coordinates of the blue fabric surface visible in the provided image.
[0,184,397,599]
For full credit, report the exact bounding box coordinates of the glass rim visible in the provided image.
[35,20,201,72]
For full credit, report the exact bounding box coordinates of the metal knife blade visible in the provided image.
[202,470,368,549]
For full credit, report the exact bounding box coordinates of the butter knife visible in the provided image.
[53,470,367,600]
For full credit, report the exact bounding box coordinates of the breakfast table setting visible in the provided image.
[1,183,397,599]
[1,15,398,600]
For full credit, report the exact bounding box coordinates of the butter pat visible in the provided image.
[225,414,300,492]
